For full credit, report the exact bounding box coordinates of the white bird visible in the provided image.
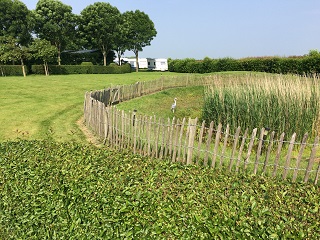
[171,98,177,113]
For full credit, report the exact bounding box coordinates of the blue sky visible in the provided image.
[22,0,320,59]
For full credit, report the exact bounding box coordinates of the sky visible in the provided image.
[22,0,320,59]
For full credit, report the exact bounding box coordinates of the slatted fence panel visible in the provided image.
[83,76,320,185]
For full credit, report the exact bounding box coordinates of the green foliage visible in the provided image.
[29,38,58,75]
[169,55,320,75]
[0,65,29,76]
[308,49,320,57]
[202,75,320,139]
[79,2,121,66]
[29,39,57,63]
[0,36,31,64]
[60,50,113,65]
[122,10,157,53]
[1,140,319,239]
[0,0,33,45]
[122,10,157,72]
[31,63,132,75]
[33,0,78,65]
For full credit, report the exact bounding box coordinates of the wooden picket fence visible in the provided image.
[89,74,229,106]
[84,75,320,185]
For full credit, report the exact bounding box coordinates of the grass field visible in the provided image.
[0,72,183,142]
[116,85,205,120]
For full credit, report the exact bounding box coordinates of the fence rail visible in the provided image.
[90,74,225,106]
[84,75,320,185]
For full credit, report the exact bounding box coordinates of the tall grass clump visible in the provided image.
[202,74,320,139]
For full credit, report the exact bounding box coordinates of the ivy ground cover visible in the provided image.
[1,140,319,239]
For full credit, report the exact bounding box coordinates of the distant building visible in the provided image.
[118,57,168,71]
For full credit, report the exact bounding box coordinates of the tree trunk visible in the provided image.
[0,66,4,76]
[21,58,26,77]
[135,50,139,73]
[117,52,121,66]
[46,63,49,76]
[58,52,61,66]
[57,43,61,65]
[44,62,49,76]
[103,50,107,66]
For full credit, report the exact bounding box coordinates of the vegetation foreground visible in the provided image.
[1,140,319,239]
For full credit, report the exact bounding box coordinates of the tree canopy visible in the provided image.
[79,2,121,66]
[0,0,33,45]
[29,38,58,75]
[122,10,157,72]
[0,36,30,76]
[33,0,78,65]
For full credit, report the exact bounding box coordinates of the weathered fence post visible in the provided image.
[229,126,241,172]
[196,121,206,165]
[304,136,319,183]
[212,123,222,169]
[187,118,197,165]
[254,128,265,175]
[282,133,296,180]
[272,132,285,178]
[220,124,230,168]
[235,129,248,172]
[244,128,257,170]
[204,121,214,166]
[292,133,308,182]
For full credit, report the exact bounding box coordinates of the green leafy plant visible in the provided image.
[1,140,319,239]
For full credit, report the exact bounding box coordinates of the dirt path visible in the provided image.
[76,117,104,147]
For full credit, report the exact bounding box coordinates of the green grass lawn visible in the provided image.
[116,86,205,120]
[0,72,183,142]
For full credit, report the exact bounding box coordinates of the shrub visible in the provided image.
[0,65,29,76]
[169,56,320,75]
[31,63,131,75]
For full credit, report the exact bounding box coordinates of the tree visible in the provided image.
[0,36,30,77]
[122,10,157,72]
[0,0,33,45]
[0,0,33,76]
[308,49,320,57]
[79,2,120,66]
[29,39,58,76]
[33,0,78,65]
[113,18,129,66]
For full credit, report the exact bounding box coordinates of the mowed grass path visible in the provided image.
[0,72,184,142]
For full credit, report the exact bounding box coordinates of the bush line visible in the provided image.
[169,56,320,75]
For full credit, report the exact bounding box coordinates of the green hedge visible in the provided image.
[168,56,320,75]
[0,65,29,76]
[31,63,131,75]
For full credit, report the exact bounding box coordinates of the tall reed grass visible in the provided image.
[202,74,320,139]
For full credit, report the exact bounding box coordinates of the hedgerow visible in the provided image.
[0,65,29,76]
[0,140,319,239]
[31,63,131,75]
[168,56,320,75]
